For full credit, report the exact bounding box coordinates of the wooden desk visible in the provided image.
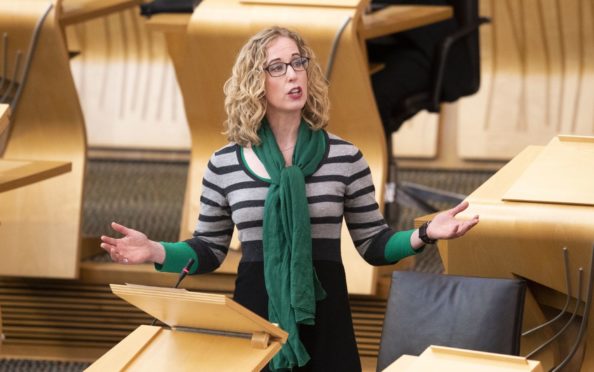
[361,5,453,39]
[144,4,453,37]
[438,136,594,371]
[60,0,142,26]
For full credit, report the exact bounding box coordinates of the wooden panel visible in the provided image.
[392,110,439,159]
[65,8,190,150]
[458,0,594,160]
[0,0,85,278]
[111,284,288,341]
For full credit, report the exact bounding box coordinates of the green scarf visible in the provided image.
[253,118,327,370]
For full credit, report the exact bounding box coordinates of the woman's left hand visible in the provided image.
[427,200,479,240]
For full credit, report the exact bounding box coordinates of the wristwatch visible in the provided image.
[419,221,437,245]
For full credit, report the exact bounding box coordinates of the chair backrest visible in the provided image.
[370,0,484,133]
[376,271,526,371]
[398,0,482,105]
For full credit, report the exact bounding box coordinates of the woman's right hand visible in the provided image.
[100,222,165,265]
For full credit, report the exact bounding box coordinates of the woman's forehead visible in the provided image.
[266,36,299,61]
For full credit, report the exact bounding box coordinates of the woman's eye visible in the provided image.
[269,64,284,73]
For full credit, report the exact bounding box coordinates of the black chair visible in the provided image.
[376,271,526,371]
[368,0,490,220]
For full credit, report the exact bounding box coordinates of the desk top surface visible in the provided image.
[0,159,72,193]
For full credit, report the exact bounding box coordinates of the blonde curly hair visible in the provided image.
[223,26,330,147]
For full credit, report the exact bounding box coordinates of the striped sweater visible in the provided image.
[158,132,417,274]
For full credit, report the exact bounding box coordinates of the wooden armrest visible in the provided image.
[144,13,192,32]
[60,0,142,26]
[361,5,453,40]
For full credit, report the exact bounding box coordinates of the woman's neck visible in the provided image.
[266,112,301,166]
[266,112,300,151]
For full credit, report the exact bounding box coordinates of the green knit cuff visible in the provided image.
[154,242,199,274]
[384,229,423,263]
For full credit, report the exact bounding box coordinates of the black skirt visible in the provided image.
[233,260,362,372]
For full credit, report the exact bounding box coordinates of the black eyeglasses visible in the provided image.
[263,57,310,77]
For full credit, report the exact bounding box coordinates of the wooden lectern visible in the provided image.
[86,284,288,371]
[437,135,594,371]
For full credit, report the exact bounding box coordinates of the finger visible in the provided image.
[100,235,118,246]
[457,220,478,236]
[448,200,469,216]
[99,243,115,253]
[111,222,133,236]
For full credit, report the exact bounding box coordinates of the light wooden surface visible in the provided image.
[111,284,287,342]
[384,346,544,372]
[0,0,86,279]
[437,137,594,371]
[457,0,594,161]
[361,5,453,40]
[0,104,9,136]
[87,285,288,371]
[0,159,71,193]
[65,7,190,150]
[88,325,283,372]
[503,135,594,206]
[60,0,142,26]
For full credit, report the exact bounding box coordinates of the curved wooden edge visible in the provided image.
[0,1,86,279]
[0,104,9,137]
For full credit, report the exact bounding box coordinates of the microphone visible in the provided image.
[151,258,195,326]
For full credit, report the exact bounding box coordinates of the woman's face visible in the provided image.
[263,36,308,119]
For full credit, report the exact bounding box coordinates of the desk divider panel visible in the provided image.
[0,0,86,279]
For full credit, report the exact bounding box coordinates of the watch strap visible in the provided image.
[419,221,437,244]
